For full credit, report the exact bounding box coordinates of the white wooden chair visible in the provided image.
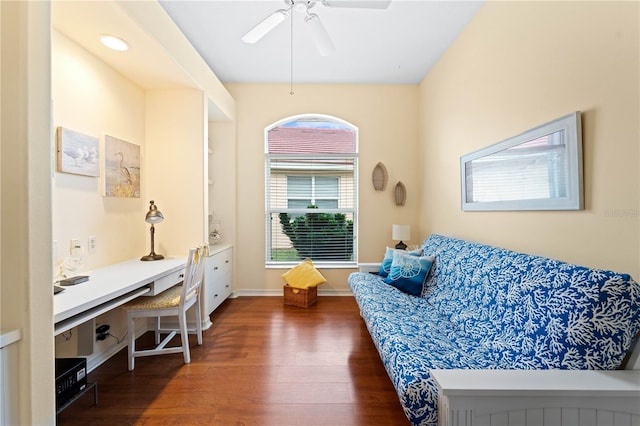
[122,245,208,371]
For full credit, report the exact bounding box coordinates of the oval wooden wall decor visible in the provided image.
[372,162,388,191]
[394,181,407,206]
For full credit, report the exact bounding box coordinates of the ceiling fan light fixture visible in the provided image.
[293,1,309,13]
[305,13,335,56]
[241,8,291,44]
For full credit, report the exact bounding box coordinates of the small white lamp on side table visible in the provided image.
[392,224,410,250]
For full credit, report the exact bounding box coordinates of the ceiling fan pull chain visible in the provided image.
[290,9,295,96]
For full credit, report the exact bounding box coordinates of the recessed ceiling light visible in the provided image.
[100,35,129,52]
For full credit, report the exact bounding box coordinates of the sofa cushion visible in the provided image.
[419,234,640,370]
[349,272,490,425]
[378,246,421,277]
[383,251,435,296]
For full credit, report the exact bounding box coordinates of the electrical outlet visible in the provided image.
[70,238,82,257]
[88,236,97,254]
[96,324,110,334]
[96,324,110,342]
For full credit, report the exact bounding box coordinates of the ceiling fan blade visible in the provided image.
[321,0,391,9]
[305,13,336,56]
[241,8,290,44]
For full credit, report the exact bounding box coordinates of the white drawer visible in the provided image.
[210,273,232,312]
[148,268,185,296]
[211,249,232,276]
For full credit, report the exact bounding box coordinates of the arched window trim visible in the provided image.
[264,113,359,154]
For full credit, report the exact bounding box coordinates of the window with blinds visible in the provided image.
[265,115,358,266]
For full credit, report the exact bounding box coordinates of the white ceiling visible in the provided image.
[159,0,485,85]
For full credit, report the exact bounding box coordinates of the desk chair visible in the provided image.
[122,245,208,370]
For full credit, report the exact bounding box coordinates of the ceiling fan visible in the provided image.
[241,0,392,56]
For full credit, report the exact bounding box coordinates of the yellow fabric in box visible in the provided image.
[282,259,326,289]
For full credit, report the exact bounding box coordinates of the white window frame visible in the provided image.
[265,114,358,268]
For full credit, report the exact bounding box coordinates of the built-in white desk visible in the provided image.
[54,257,186,336]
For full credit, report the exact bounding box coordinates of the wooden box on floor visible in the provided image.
[283,285,317,308]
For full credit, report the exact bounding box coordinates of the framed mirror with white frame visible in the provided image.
[461,112,583,211]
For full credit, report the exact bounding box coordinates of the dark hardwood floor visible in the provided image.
[57,296,409,425]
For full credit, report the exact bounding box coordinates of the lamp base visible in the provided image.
[394,241,407,250]
[140,253,164,261]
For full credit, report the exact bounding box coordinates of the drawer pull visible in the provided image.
[179,273,184,278]
[214,266,219,271]
[225,260,229,264]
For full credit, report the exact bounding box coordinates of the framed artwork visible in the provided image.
[104,135,140,198]
[56,127,100,177]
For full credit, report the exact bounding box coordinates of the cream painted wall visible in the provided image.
[209,121,237,248]
[145,89,208,257]
[52,30,147,273]
[419,1,639,278]
[225,83,419,293]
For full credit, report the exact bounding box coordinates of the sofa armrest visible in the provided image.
[431,369,640,426]
[358,263,381,274]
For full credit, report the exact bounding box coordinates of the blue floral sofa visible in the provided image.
[349,234,640,426]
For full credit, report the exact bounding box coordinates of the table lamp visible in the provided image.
[392,224,410,250]
[141,200,164,261]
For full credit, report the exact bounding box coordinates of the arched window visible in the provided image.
[265,114,358,266]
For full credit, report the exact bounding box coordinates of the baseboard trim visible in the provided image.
[85,322,147,373]
[86,339,127,373]
[232,289,354,297]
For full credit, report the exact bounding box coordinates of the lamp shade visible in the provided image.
[145,200,164,224]
[392,224,410,241]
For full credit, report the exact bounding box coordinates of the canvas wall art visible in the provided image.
[56,127,100,177]
[104,135,140,198]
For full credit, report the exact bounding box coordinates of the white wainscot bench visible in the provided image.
[431,369,640,426]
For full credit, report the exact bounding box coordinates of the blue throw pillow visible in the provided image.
[378,247,422,277]
[383,250,435,296]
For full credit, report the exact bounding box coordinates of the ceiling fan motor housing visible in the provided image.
[292,1,312,13]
